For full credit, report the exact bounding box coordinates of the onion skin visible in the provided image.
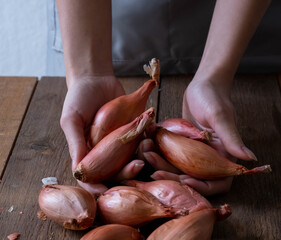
[158,118,211,141]
[38,185,96,230]
[147,205,232,240]
[80,224,143,240]
[97,186,174,226]
[74,108,155,183]
[89,58,160,147]
[122,180,212,216]
[155,128,272,179]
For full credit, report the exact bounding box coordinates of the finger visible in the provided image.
[60,115,88,171]
[208,136,235,160]
[182,90,193,123]
[150,170,188,182]
[137,139,155,160]
[143,152,181,174]
[181,177,233,196]
[113,160,145,182]
[144,121,157,139]
[77,180,108,197]
[212,108,257,161]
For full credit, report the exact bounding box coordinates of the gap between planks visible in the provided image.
[0,77,38,179]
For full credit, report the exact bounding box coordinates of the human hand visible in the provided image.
[178,76,256,195]
[60,75,125,171]
[60,76,149,194]
[183,76,257,160]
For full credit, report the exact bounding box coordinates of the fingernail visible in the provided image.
[133,163,144,174]
[179,175,188,182]
[179,178,185,184]
[142,139,153,152]
[242,146,258,161]
[143,152,154,163]
[150,173,163,180]
[180,179,189,184]
[179,177,189,184]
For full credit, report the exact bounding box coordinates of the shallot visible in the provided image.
[80,224,143,240]
[74,108,155,183]
[97,186,174,226]
[158,118,211,141]
[147,204,232,240]
[89,58,160,147]
[123,180,212,216]
[38,184,96,230]
[155,128,272,179]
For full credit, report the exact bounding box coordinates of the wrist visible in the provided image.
[66,71,115,89]
[64,54,114,88]
[193,63,234,93]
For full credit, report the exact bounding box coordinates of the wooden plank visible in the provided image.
[159,74,281,240]
[158,75,193,121]
[0,76,159,239]
[0,77,37,178]
[0,77,83,239]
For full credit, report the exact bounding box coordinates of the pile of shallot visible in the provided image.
[38,58,271,239]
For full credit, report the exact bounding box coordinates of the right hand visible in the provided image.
[60,75,149,195]
[60,75,125,172]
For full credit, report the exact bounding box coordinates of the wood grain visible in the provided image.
[158,75,192,121]
[159,74,281,240]
[0,77,37,179]
[0,75,280,239]
[0,77,81,239]
[0,77,159,239]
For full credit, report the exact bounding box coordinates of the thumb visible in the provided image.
[60,115,88,171]
[212,109,257,161]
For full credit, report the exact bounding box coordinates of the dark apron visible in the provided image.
[51,0,281,76]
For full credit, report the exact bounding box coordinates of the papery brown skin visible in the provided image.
[80,224,143,240]
[74,108,155,183]
[155,128,272,179]
[123,180,212,216]
[147,204,232,240]
[38,185,96,230]
[7,233,20,240]
[97,186,174,226]
[158,118,211,141]
[89,59,160,147]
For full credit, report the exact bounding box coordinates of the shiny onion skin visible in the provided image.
[38,185,96,230]
[80,224,143,240]
[123,180,212,217]
[89,58,160,147]
[74,108,155,183]
[147,205,232,240]
[158,118,211,141]
[155,128,272,179]
[97,186,174,227]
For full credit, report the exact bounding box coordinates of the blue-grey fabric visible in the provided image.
[46,0,65,76]
[47,0,281,76]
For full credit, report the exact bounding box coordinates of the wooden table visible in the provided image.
[0,75,280,239]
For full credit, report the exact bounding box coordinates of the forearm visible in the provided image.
[56,0,113,87]
[195,0,271,88]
